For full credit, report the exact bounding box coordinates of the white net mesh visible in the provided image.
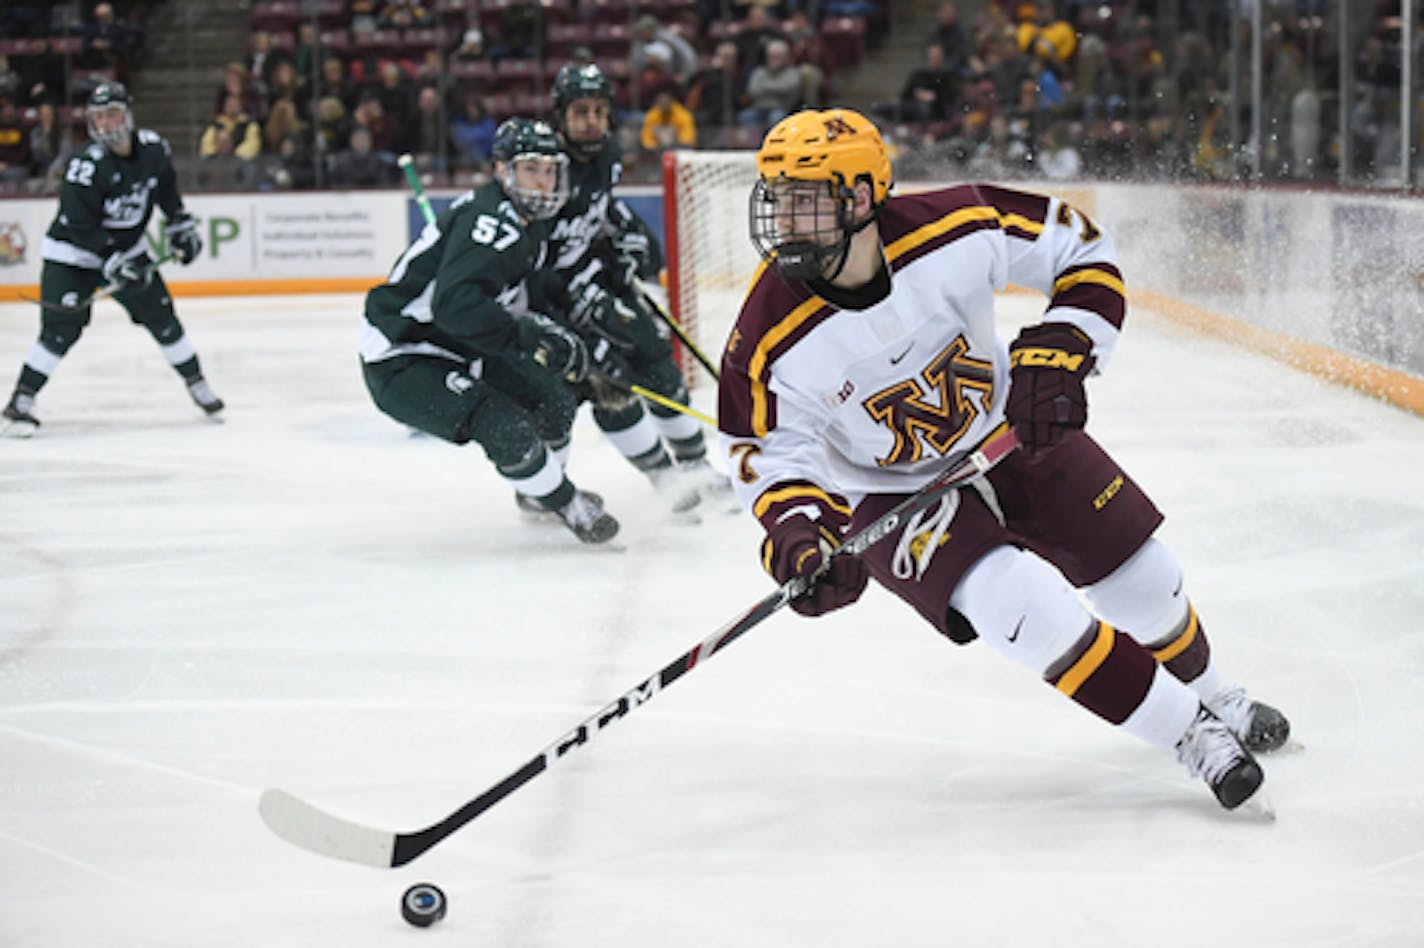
[664,149,761,388]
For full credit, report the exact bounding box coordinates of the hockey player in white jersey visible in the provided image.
[718,108,1290,810]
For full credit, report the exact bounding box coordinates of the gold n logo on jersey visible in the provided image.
[862,335,994,466]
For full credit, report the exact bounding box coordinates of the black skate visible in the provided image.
[1176,705,1265,810]
[187,378,225,416]
[1,390,40,438]
[555,490,620,544]
[1207,686,1291,753]
[516,489,602,520]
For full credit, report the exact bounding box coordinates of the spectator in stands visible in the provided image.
[351,92,402,154]
[733,5,787,69]
[215,62,264,121]
[1037,120,1083,179]
[631,15,699,86]
[896,42,959,123]
[312,95,352,156]
[28,100,74,193]
[488,3,538,60]
[1017,3,1076,68]
[0,96,32,188]
[738,39,804,135]
[451,27,488,63]
[372,61,416,153]
[0,55,21,103]
[631,46,682,114]
[450,95,495,173]
[410,85,447,173]
[262,133,316,190]
[378,0,431,30]
[686,41,747,131]
[931,2,969,72]
[294,22,320,80]
[246,29,279,94]
[80,2,135,83]
[329,124,397,187]
[320,57,360,113]
[640,86,697,154]
[263,97,307,155]
[968,111,1030,177]
[266,59,309,120]
[196,125,260,190]
[200,93,263,161]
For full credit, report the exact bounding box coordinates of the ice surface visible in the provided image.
[2,293,1422,946]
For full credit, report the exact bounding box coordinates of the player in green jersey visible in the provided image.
[361,117,619,545]
[1,82,220,438]
[534,63,731,520]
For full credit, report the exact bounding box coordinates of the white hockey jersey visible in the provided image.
[717,183,1125,533]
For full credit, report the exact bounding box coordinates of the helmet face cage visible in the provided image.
[749,175,857,282]
[498,152,571,221]
[87,82,133,149]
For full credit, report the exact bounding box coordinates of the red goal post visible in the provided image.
[660,149,762,388]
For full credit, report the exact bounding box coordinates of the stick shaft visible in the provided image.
[259,428,1018,868]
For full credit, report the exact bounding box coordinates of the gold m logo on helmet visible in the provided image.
[1009,347,1086,370]
[823,116,856,139]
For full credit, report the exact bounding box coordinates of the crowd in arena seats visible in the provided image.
[188,0,886,189]
[0,1,1415,194]
[873,0,1376,184]
[0,1,152,193]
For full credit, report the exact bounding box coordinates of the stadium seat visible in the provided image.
[251,0,301,33]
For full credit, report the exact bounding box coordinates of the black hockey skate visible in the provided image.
[555,490,620,544]
[1207,686,1291,753]
[1176,705,1265,810]
[1,389,40,438]
[187,377,225,416]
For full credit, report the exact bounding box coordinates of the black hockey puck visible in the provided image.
[401,883,447,928]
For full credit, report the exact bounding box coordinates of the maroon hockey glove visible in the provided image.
[1005,322,1096,457]
[762,516,869,617]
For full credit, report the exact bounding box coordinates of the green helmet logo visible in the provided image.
[491,117,563,163]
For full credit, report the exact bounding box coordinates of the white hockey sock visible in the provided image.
[24,342,62,376]
[651,406,701,445]
[503,446,563,499]
[159,334,197,367]
[1118,665,1202,749]
[602,412,662,462]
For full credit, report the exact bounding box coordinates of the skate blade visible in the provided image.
[1236,789,1276,822]
[1265,738,1305,755]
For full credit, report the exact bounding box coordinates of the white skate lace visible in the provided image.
[890,492,959,581]
[1205,686,1254,738]
[1175,711,1244,784]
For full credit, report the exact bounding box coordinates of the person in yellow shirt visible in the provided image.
[640,88,697,153]
[199,93,262,159]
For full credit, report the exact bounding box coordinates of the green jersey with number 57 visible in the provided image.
[361,180,553,365]
[42,130,185,270]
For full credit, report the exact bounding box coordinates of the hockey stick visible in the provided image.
[632,276,720,382]
[588,369,717,427]
[397,154,437,227]
[23,252,177,313]
[257,426,1020,868]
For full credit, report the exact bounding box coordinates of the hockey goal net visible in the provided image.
[660,149,761,388]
